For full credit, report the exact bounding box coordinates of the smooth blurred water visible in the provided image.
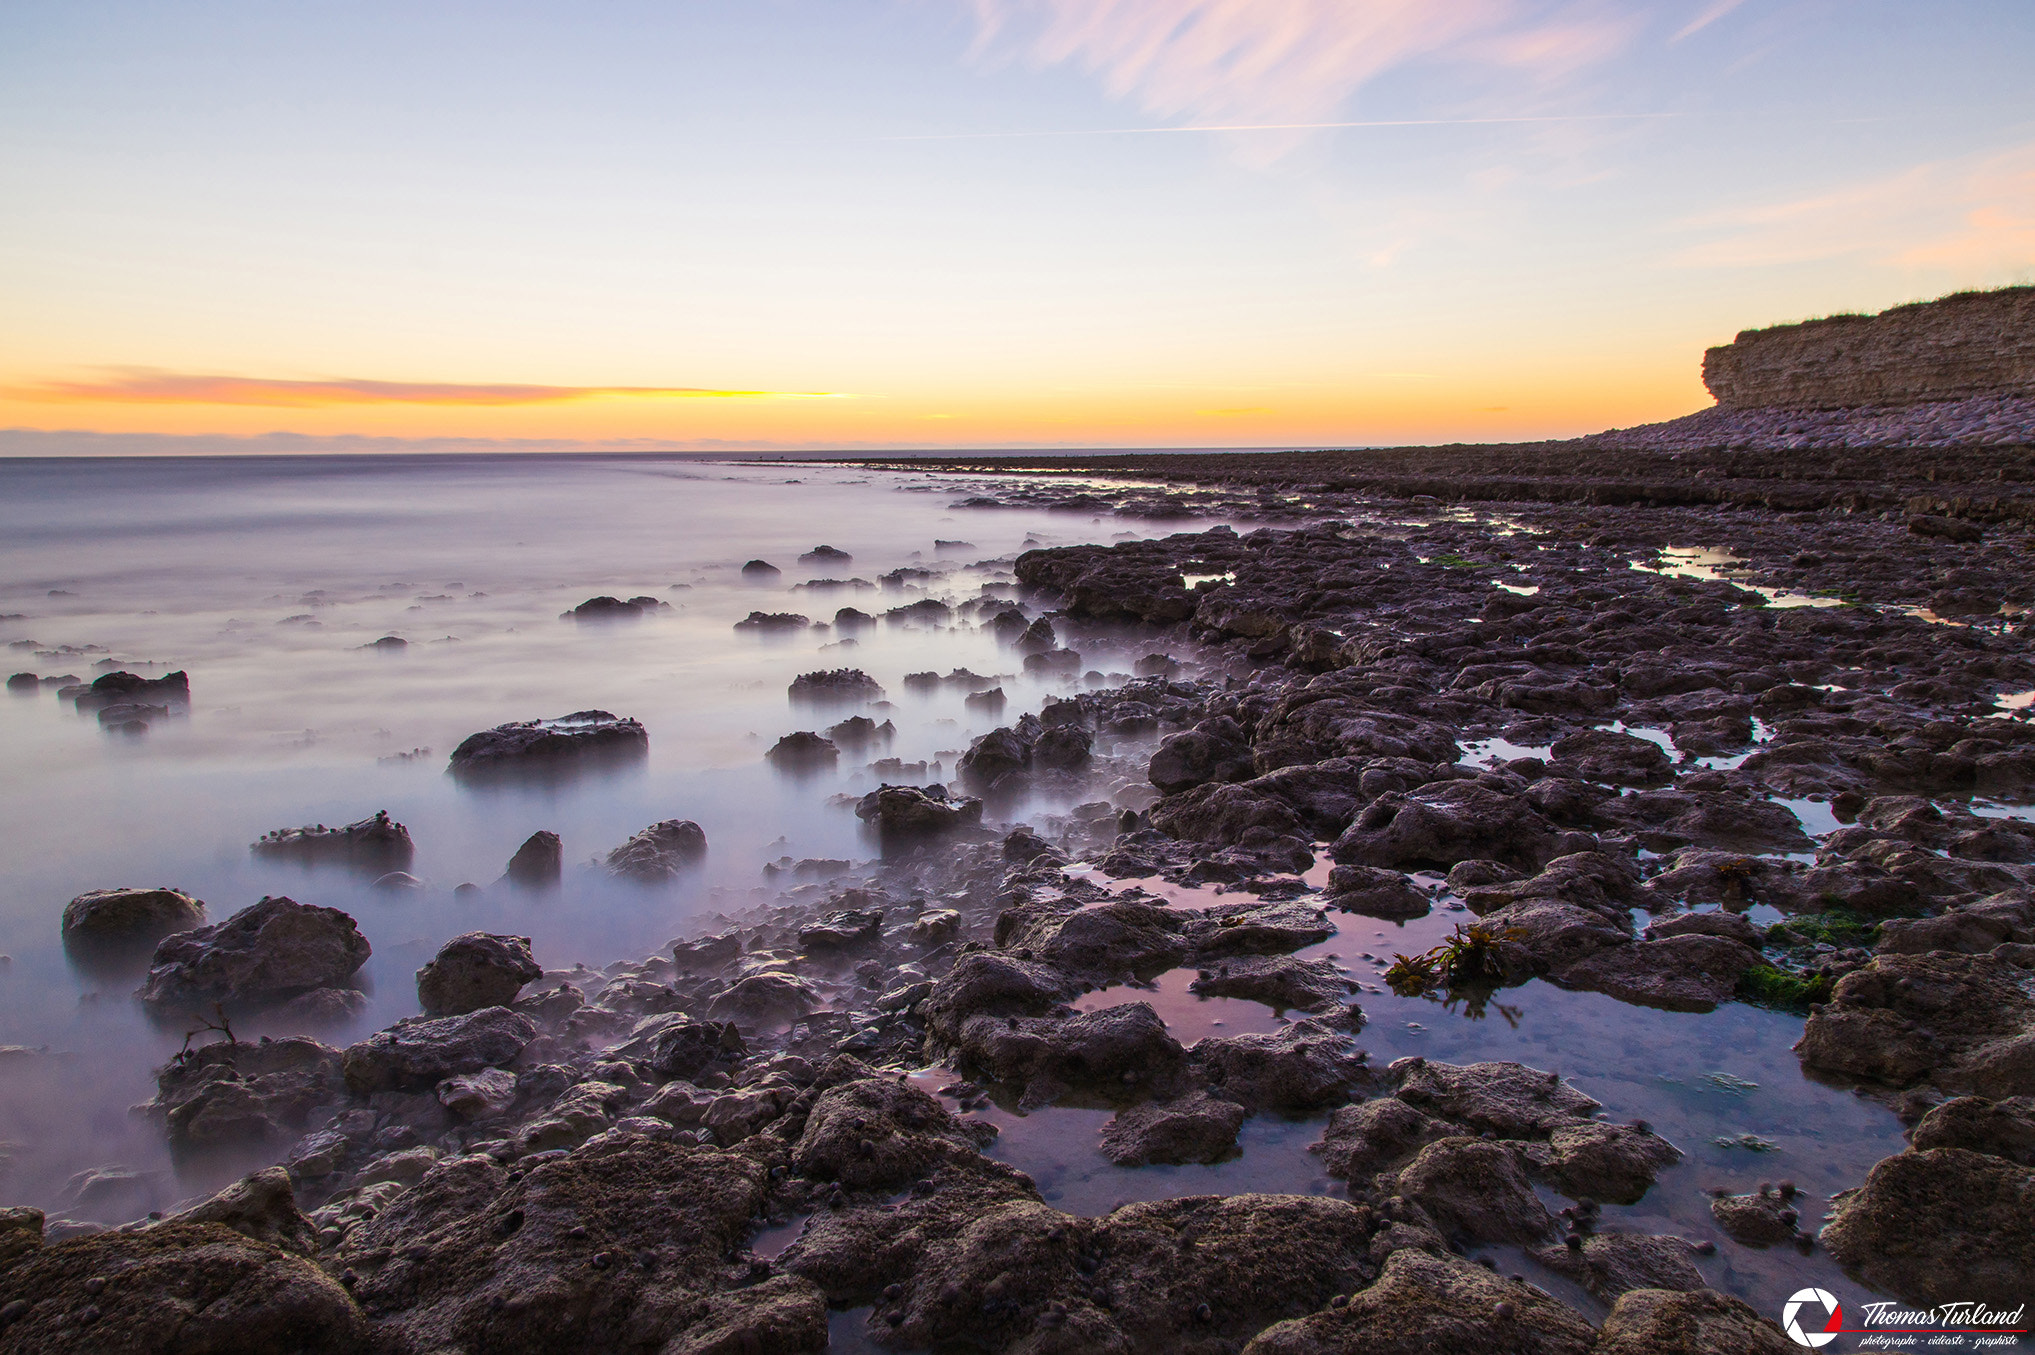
[0,454,1228,1216]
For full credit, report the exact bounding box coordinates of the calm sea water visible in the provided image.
[0,454,1225,1213]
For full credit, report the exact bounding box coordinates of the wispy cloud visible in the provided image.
[960,0,1644,157]
[4,370,839,407]
[1672,0,1746,42]
[1674,141,2035,273]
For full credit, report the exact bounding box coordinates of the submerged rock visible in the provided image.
[69,669,190,714]
[416,933,542,1015]
[60,886,205,966]
[1100,1090,1245,1165]
[1552,934,1765,1013]
[766,730,838,767]
[1594,1288,1796,1355]
[1796,950,2035,1094]
[250,810,414,871]
[136,896,370,1015]
[604,819,708,880]
[446,711,647,780]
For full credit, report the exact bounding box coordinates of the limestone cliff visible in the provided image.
[1703,285,2035,410]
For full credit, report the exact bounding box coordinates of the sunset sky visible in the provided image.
[3,0,2031,452]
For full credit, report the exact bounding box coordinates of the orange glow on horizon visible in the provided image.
[3,370,844,408]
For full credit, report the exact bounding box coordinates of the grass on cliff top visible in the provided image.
[1741,281,2034,337]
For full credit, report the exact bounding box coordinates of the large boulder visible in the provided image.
[163,1167,317,1255]
[1149,723,1255,794]
[1391,1137,1554,1243]
[250,811,414,871]
[1241,1247,1595,1355]
[1313,1097,1454,1180]
[792,1076,981,1190]
[1331,782,1557,872]
[0,1221,368,1354]
[60,887,205,966]
[348,1136,826,1355]
[1390,1058,1601,1138]
[148,1036,347,1152]
[1796,951,2035,1094]
[854,783,984,837]
[1100,1091,1246,1166]
[70,669,190,713]
[604,819,707,880]
[944,1002,1184,1100]
[1192,1020,1371,1112]
[1820,1147,2035,1306]
[1528,1237,1707,1306]
[1594,1288,1796,1355]
[416,933,543,1016]
[340,1007,536,1094]
[446,710,647,779]
[136,897,370,1015]
[1548,729,1674,786]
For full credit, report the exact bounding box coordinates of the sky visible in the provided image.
[1,0,2031,453]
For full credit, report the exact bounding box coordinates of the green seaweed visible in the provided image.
[1737,965,1833,1011]
[1767,908,1880,948]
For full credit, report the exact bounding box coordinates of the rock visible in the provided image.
[1552,934,1765,1013]
[59,887,205,966]
[610,1013,748,1078]
[1314,1097,1453,1180]
[1100,1091,1245,1165]
[998,898,1187,982]
[787,668,883,703]
[1331,782,1556,872]
[501,830,561,886]
[707,972,819,1025]
[1519,1121,1682,1204]
[1023,647,1082,677]
[798,908,884,950]
[268,987,369,1026]
[1910,513,1985,543]
[250,810,414,871]
[792,1075,980,1189]
[341,1007,537,1094]
[70,669,190,713]
[1034,724,1093,770]
[799,544,852,564]
[1149,724,1255,794]
[1549,728,1674,786]
[824,714,892,746]
[565,595,665,620]
[1796,951,2035,1094]
[149,1036,347,1152]
[1391,1059,1601,1138]
[1594,1288,1796,1355]
[741,558,781,577]
[136,897,370,1015]
[900,910,957,947]
[1709,1189,1799,1246]
[604,819,707,880]
[1907,1094,2035,1165]
[1645,908,1761,947]
[1475,897,1631,973]
[0,1222,367,1354]
[853,783,983,837]
[350,1135,826,1355]
[163,1167,316,1255]
[734,610,809,631]
[1193,1020,1370,1112]
[1241,1246,1596,1355]
[766,730,838,767]
[1527,1233,1706,1303]
[922,952,1079,1038]
[958,727,1030,784]
[1820,1147,2035,1306]
[1186,900,1337,958]
[945,1001,1183,1099]
[4,672,36,694]
[446,711,647,779]
[416,933,542,1015]
[435,1068,519,1119]
[1189,955,1357,1014]
[670,932,742,971]
[1323,865,1430,920]
[1392,1137,1554,1243]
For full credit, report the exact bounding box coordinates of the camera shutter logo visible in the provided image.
[1781,1288,1843,1348]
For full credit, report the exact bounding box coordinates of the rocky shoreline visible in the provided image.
[4,466,2035,1353]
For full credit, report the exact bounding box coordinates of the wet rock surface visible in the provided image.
[20,452,2035,1354]
[415,933,542,1016]
[251,811,414,872]
[136,896,370,1016]
[59,886,205,965]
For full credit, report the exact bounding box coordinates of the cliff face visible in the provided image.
[1703,285,2035,410]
